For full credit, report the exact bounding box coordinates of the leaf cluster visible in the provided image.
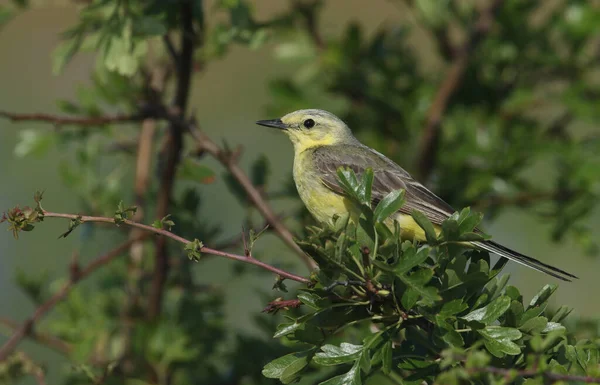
[263,170,599,384]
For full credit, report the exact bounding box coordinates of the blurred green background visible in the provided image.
[1,0,599,383]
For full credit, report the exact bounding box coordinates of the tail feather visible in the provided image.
[473,240,578,282]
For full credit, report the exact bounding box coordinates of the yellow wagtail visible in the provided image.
[257,109,577,282]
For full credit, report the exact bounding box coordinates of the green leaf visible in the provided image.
[373,190,405,223]
[178,159,216,184]
[519,316,548,334]
[542,322,566,334]
[336,168,360,199]
[262,351,311,383]
[14,129,55,158]
[380,340,392,375]
[411,210,437,244]
[314,343,363,366]
[478,327,522,357]
[441,219,460,241]
[319,361,361,385]
[398,269,440,305]
[439,299,468,317]
[529,284,557,308]
[359,168,374,206]
[394,244,429,275]
[462,296,511,325]
[274,322,303,338]
[184,239,204,261]
[297,292,321,310]
[103,37,148,76]
[457,207,483,233]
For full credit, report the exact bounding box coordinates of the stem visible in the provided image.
[42,211,310,284]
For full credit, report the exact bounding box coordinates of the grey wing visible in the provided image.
[312,145,456,226]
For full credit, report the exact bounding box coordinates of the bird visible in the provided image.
[256,109,577,282]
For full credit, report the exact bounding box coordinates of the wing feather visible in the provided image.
[311,145,455,225]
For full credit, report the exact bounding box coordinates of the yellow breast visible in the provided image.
[293,150,353,225]
[292,148,440,241]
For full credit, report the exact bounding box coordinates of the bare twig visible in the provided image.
[192,128,317,270]
[0,110,140,126]
[42,211,310,284]
[148,0,197,320]
[0,317,72,355]
[0,237,145,362]
[416,0,505,180]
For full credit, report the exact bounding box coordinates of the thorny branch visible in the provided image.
[0,203,311,361]
[0,107,315,270]
[191,126,317,269]
[416,0,506,180]
[0,317,72,355]
[0,110,140,126]
[38,210,310,284]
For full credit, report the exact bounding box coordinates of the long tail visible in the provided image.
[473,240,578,282]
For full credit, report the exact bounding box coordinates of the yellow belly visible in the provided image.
[293,150,438,241]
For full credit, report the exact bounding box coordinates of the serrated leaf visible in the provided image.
[478,327,522,357]
[297,292,321,310]
[462,296,511,325]
[373,189,405,223]
[314,343,363,366]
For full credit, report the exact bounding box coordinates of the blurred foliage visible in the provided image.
[1,0,600,384]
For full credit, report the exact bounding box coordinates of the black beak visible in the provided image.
[256,119,287,130]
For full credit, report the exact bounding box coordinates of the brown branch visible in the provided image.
[0,317,72,355]
[0,237,144,362]
[121,69,164,371]
[148,0,197,320]
[468,365,600,384]
[416,0,505,180]
[0,110,140,126]
[42,210,310,284]
[191,127,317,270]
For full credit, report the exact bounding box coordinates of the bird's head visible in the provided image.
[256,109,356,151]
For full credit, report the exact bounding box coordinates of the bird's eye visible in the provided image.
[303,119,315,129]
